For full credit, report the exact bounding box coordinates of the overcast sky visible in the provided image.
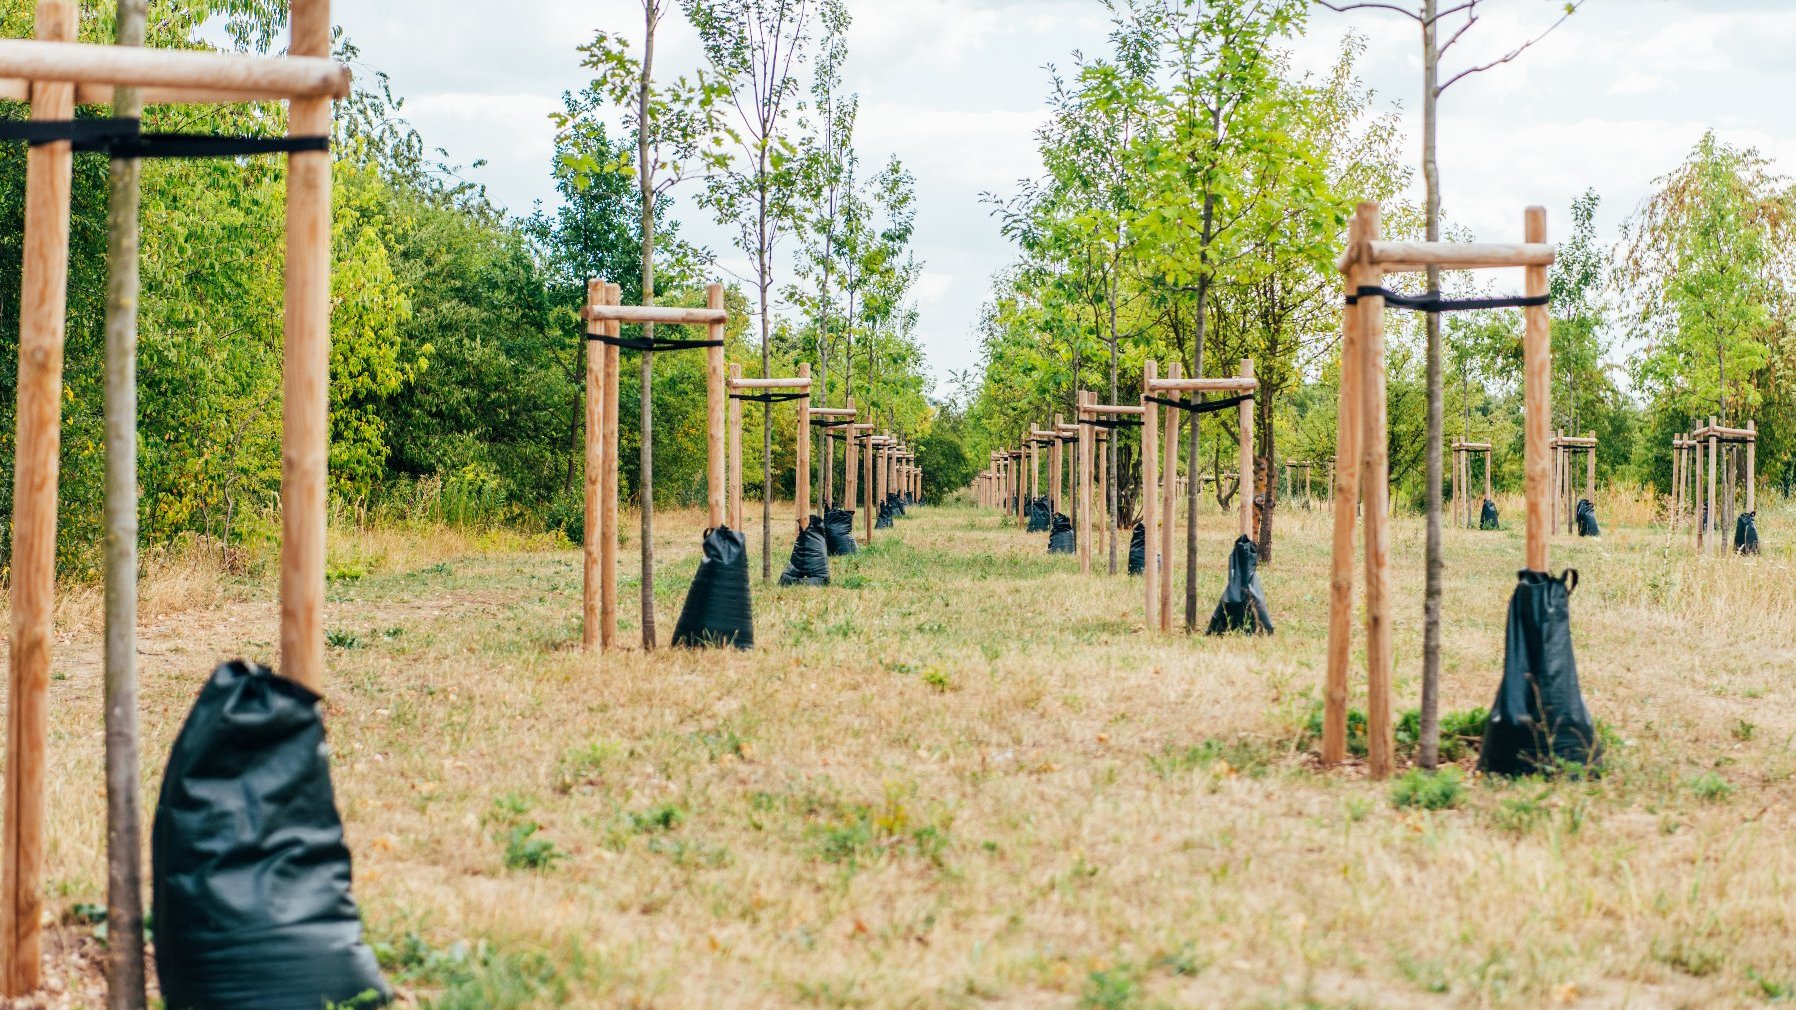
[333,0,1796,399]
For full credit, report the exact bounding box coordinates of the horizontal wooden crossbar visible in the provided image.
[1080,404,1145,416]
[1146,377,1258,393]
[0,39,349,100]
[1691,424,1757,442]
[1451,442,1493,452]
[1336,239,1556,274]
[1551,436,1597,448]
[585,304,728,325]
[810,406,855,417]
[728,377,810,391]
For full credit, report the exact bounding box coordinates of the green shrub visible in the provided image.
[1390,768,1464,810]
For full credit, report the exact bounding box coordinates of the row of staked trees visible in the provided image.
[967,0,1796,767]
[970,0,1796,561]
[0,0,964,584]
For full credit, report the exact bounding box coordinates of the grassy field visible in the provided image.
[15,493,1796,1009]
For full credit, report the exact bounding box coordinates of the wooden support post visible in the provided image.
[1585,434,1596,503]
[1239,359,1255,538]
[1357,204,1395,780]
[600,283,620,649]
[1142,360,1159,628]
[1160,362,1180,633]
[864,435,876,542]
[706,284,726,529]
[1707,418,1719,556]
[6,4,77,991]
[796,364,811,531]
[1523,208,1551,574]
[1078,391,1093,575]
[278,0,334,699]
[1050,414,1064,517]
[1747,421,1757,515]
[728,363,744,531]
[1323,210,1365,768]
[1671,438,1682,531]
[1451,448,1461,528]
[581,283,603,651]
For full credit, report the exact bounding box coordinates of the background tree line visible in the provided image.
[0,0,965,579]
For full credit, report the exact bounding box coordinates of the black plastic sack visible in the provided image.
[1478,569,1603,776]
[824,508,858,555]
[1480,498,1500,530]
[1027,497,1052,533]
[153,661,390,1010]
[779,517,831,586]
[672,526,755,649]
[1575,498,1601,537]
[1047,513,1076,554]
[875,500,895,529]
[1206,535,1274,636]
[1128,521,1147,576]
[1735,511,1760,555]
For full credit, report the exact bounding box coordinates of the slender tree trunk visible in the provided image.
[759,174,774,581]
[1185,195,1214,632]
[104,3,149,1006]
[1107,275,1120,576]
[637,0,660,649]
[1257,380,1275,564]
[1419,0,1444,771]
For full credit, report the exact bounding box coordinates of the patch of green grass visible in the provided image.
[1748,967,1795,1000]
[1297,703,1487,762]
[326,629,364,650]
[1654,935,1724,977]
[327,563,366,583]
[627,802,687,834]
[501,822,566,872]
[922,667,953,692]
[807,787,954,871]
[552,740,621,793]
[1149,738,1272,778]
[373,933,568,1010]
[1687,772,1734,803]
[1389,768,1464,811]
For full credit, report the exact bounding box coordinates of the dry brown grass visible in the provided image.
[10,493,1796,1009]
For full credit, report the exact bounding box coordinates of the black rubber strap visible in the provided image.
[0,118,330,158]
[1346,286,1549,313]
[1081,417,1143,430]
[588,333,724,352]
[810,417,854,427]
[1145,393,1255,415]
[730,391,806,404]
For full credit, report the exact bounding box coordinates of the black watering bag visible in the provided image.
[1735,511,1760,556]
[779,517,831,586]
[875,499,895,529]
[1478,569,1603,776]
[824,508,858,555]
[671,526,755,649]
[890,492,907,518]
[153,661,390,1010]
[1480,498,1500,530]
[1206,535,1274,636]
[1047,513,1076,554]
[1575,498,1601,537]
[1128,521,1147,576]
[1027,497,1052,533]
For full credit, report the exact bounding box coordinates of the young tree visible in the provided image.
[1314,0,1586,770]
[785,1,855,502]
[688,0,831,579]
[571,2,721,645]
[1131,0,1308,630]
[1622,133,1792,444]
